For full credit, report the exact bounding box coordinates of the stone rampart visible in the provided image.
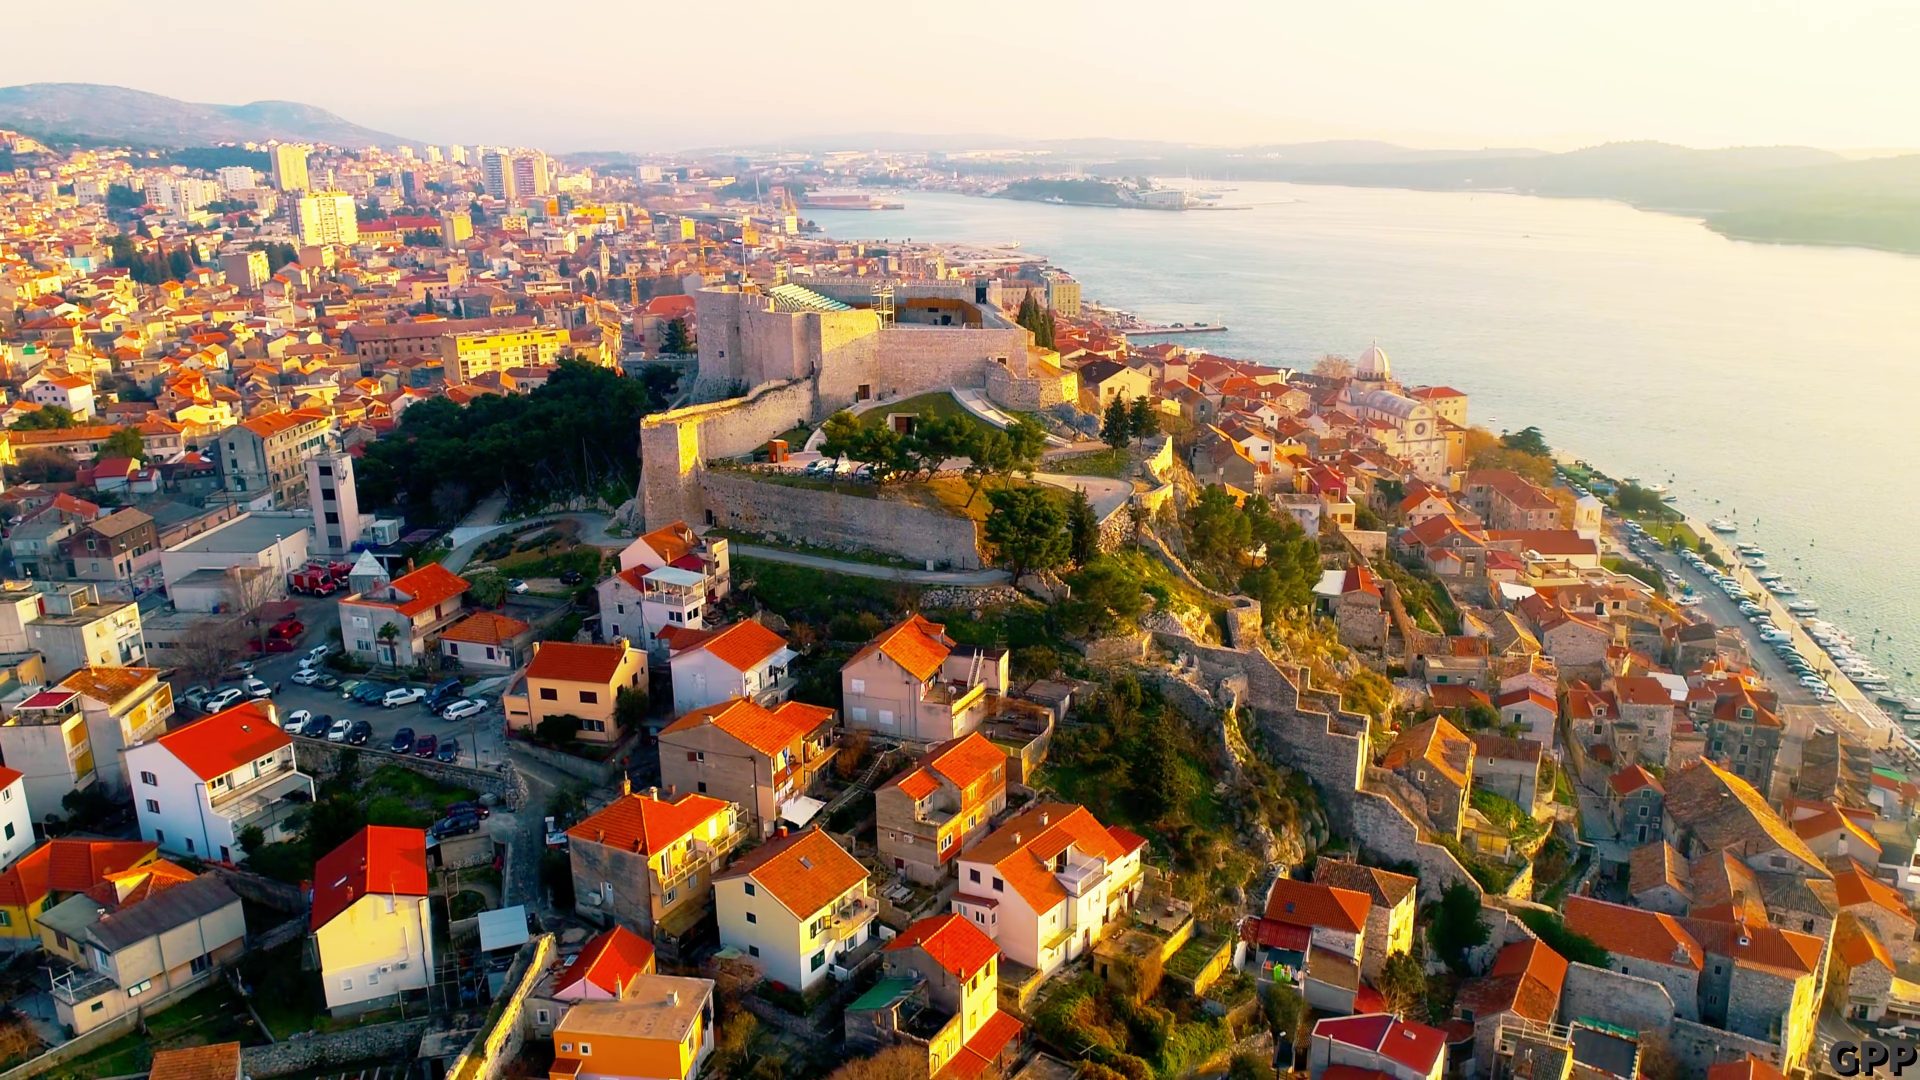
[244,1020,431,1077]
[701,471,983,570]
[1668,1018,1786,1076]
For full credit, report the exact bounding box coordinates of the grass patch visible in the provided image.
[1436,834,1519,893]
[1165,927,1232,983]
[733,556,920,628]
[1470,788,1550,846]
[1045,447,1132,479]
[853,391,998,438]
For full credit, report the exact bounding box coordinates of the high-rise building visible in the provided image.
[448,144,468,165]
[307,453,364,554]
[425,145,444,164]
[481,151,516,200]
[220,250,270,292]
[511,152,550,197]
[292,191,360,246]
[270,144,310,192]
[215,165,258,191]
[440,210,473,246]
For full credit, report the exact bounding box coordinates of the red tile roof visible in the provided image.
[439,611,530,645]
[0,838,157,907]
[848,614,953,682]
[528,641,635,686]
[1263,878,1370,935]
[687,619,789,673]
[311,826,429,929]
[660,698,832,757]
[154,700,290,781]
[1608,764,1662,796]
[1707,1057,1787,1080]
[886,912,999,980]
[964,803,1139,912]
[556,925,657,996]
[716,825,867,918]
[147,1041,243,1080]
[569,791,731,857]
[1311,1013,1447,1075]
[1564,895,1702,970]
[383,563,469,617]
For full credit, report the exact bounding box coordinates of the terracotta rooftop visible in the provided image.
[569,791,732,857]
[528,640,635,686]
[152,700,289,781]
[716,825,867,919]
[659,697,832,758]
[311,825,429,930]
[847,614,953,682]
[886,912,999,980]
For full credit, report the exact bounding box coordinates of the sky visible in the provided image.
[10,0,1919,153]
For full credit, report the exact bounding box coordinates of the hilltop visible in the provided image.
[0,83,415,148]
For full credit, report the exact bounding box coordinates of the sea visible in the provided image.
[807,181,1920,698]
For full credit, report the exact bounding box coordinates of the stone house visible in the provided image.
[1468,733,1544,818]
[1380,716,1474,838]
[1830,912,1896,1023]
[1310,860,1415,983]
[1609,765,1665,845]
[1628,842,1692,915]
[1454,939,1569,1075]
[567,790,745,949]
[1317,565,1387,650]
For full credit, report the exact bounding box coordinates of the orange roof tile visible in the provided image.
[887,912,999,979]
[1381,716,1473,790]
[1564,895,1702,970]
[923,732,1007,791]
[0,838,157,907]
[1263,878,1370,935]
[965,803,1135,913]
[0,766,19,792]
[570,791,731,857]
[311,826,429,929]
[557,925,657,996]
[660,698,832,757]
[688,620,789,673]
[154,700,290,781]
[717,825,867,918]
[1833,858,1916,922]
[147,1041,242,1080]
[1707,1057,1787,1080]
[57,665,161,704]
[528,641,635,686]
[383,562,469,617]
[439,611,530,646]
[849,615,952,682]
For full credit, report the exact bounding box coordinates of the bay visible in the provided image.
[809,182,1920,692]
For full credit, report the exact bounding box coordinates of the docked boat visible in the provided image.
[1769,581,1798,596]
[1709,519,1737,533]
[1878,690,1909,706]
[1756,572,1783,583]
[1744,557,1768,569]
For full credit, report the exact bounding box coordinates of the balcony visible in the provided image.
[827,896,878,942]
[693,820,749,860]
[1057,859,1108,898]
[212,770,314,833]
[50,966,116,1007]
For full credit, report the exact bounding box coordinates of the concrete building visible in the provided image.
[292,191,358,247]
[59,507,158,586]
[1311,860,1417,983]
[48,666,175,794]
[311,826,435,1015]
[567,790,744,944]
[27,584,144,677]
[847,914,1025,1077]
[124,700,313,863]
[440,326,568,382]
[875,733,1009,887]
[339,562,469,667]
[0,767,29,868]
[549,976,714,1080]
[219,250,270,292]
[506,640,645,745]
[307,453,364,555]
[219,408,332,506]
[840,615,1009,744]
[656,697,837,837]
[158,513,310,606]
[270,144,309,192]
[714,826,877,993]
[663,619,796,715]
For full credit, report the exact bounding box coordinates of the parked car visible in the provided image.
[181,685,211,710]
[384,687,427,708]
[413,733,438,758]
[291,669,326,687]
[346,720,372,746]
[225,661,255,678]
[544,816,569,849]
[352,683,388,704]
[308,644,332,661]
[326,717,354,742]
[508,579,529,594]
[338,679,364,700]
[282,709,312,733]
[204,688,245,711]
[559,569,584,586]
[242,678,273,700]
[302,713,334,739]
[447,800,491,821]
[312,674,341,691]
[431,811,481,839]
[424,678,464,712]
[390,727,415,754]
[441,699,486,722]
[436,738,460,764]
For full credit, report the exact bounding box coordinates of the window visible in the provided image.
[850,678,866,694]
[145,799,160,814]
[559,1042,572,1053]
[342,977,354,990]
[186,838,194,853]
[969,868,981,884]
[939,834,953,851]
[811,918,826,937]
[664,888,677,904]
[540,687,558,701]
[89,1001,103,1013]
[2,824,11,841]
[580,1043,592,1056]
[0,911,9,927]
[811,951,826,971]
[745,882,756,897]
[537,1009,550,1024]
[579,690,598,705]
[746,912,757,924]
[155,830,164,844]
[697,782,707,793]
[128,979,153,998]
[191,954,211,975]
[748,945,760,957]
[368,971,380,986]
[140,771,157,786]
[991,876,1004,893]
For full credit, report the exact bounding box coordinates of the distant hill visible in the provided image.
[0,83,414,148]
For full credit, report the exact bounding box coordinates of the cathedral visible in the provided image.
[1340,344,1453,481]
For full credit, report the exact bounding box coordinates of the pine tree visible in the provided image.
[1129,395,1158,446]
[1067,489,1099,566]
[1102,396,1133,450]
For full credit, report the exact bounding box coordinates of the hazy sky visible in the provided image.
[12,0,1918,152]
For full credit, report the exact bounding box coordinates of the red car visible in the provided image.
[413,733,438,758]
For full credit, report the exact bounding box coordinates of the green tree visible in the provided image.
[11,405,77,430]
[1128,395,1158,447]
[1014,291,1055,348]
[984,487,1069,579]
[819,410,904,483]
[661,317,691,354]
[1502,425,1551,457]
[238,825,266,857]
[897,414,969,479]
[468,571,509,608]
[1067,488,1100,566]
[1377,952,1427,1017]
[1516,910,1610,968]
[100,426,145,460]
[1262,981,1308,1053]
[1227,1052,1277,1080]
[1059,557,1149,637]
[537,713,582,746]
[1429,883,1490,972]
[1188,485,1253,572]
[614,686,648,732]
[1102,396,1133,450]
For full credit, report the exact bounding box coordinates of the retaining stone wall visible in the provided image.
[1561,962,1677,1039]
[1668,1017,1787,1076]
[300,739,526,810]
[701,471,982,570]
[243,1019,431,1077]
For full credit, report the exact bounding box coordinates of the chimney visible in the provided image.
[776,825,788,838]
[645,786,658,800]
[668,990,679,1006]
[621,774,631,798]
[1013,833,1023,845]
[1039,811,1049,827]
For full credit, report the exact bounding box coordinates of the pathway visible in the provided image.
[1030,471,1132,520]
[731,543,1011,585]
[950,387,1073,446]
[443,511,627,574]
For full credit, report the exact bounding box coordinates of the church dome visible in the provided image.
[1357,343,1391,381]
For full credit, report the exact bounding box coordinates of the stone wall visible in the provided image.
[1560,962,1677,1038]
[1668,1018,1787,1076]
[505,735,630,786]
[638,379,819,529]
[300,739,526,810]
[701,471,983,570]
[445,935,553,1080]
[243,1019,430,1077]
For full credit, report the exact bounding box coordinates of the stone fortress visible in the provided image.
[639,277,1078,534]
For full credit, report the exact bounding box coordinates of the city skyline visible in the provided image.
[9,0,1919,154]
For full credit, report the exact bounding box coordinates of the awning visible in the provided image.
[779,795,826,828]
[478,905,530,952]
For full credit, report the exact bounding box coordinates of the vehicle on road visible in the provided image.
[282,709,312,733]
[436,738,460,764]
[441,699,486,722]
[242,678,273,700]
[560,569,584,585]
[311,673,340,690]
[508,579,528,594]
[447,800,491,821]
[291,669,326,686]
[327,717,353,742]
[308,643,332,661]
[431,811,481,839]
[338,679,364,699]
[204,688,245,711]
[182,685,211,710]
[544,816,569,849]
[384,687,427,708]
[413,733,438,758]
[390,727,415,753]
[346,720,372,746]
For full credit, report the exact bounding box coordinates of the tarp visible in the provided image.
[478,905,530,952]
[779,795,826,828]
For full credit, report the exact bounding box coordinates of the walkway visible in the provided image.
[731,543,1010,585]
[1031,471,1132,520]
[443,511,627,574]
[950,387,1072,446]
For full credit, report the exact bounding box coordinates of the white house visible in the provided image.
[124,700,313,864]
[311,826,436,1014]
[0,767,31,867]
[713,826,879,993]
[666,619,796,715]
[950,803,1145,979]
[21,371,95,418]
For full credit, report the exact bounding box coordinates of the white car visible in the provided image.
[308,644,332,661]
[291,669,325,686]
[326,717,354,742]
[243,677,273,699]
[383,687,427,708]
[441,698,486,722]
[204,687,245,711]
[297,656,320,673]
[282,709,312,733]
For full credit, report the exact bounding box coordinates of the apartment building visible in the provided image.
[657,697,836,836]
[51,666,174,793]
[124,700,314,863]
[311,826,435,1015]
[27,584,144,678]
[568,790,745,944]
[219,408,332,506]
[715,826,878,993]
[847,914,1025,1078]
[292,191,359,246]
[441,326,568,381]
[664,619,796,714]
[338,562,470,668]
[506,640,645,745]
[549,976,714,1080]
[876,732,1009,887]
